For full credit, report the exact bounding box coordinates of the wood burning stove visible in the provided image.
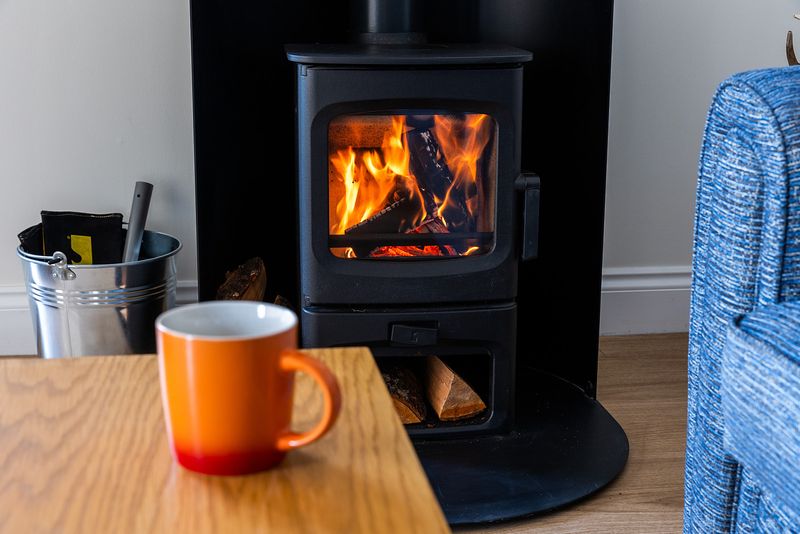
[286,43,535,438]
[282,2,627,519]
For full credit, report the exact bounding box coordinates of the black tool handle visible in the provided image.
[122,181,154,262]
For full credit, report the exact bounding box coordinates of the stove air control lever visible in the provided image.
[390,324,438,346]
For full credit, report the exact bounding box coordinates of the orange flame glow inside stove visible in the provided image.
[329,114,493,258]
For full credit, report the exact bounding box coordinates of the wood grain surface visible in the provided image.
[460,333,689,534]
[0,348,450,534]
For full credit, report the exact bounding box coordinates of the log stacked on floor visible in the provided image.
[216,257,267,301]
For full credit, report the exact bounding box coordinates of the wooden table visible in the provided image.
[0,348,450,534]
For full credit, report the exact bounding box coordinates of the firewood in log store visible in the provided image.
[407,128,470,231]
[381,366,427,424]
[425,356,486,421]
[216,257,267,301]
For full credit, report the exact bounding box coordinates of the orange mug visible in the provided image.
[155,301,341,475]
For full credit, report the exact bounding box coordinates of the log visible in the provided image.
[345,198,412,236]
[371,245,447,257]
[407,128,470,231]
[344,183,423,257]
[372,217,456,257]
[216,257,267,301]
[345,181,422,233]
[410,217,449,235]
[362,217,458,258]
[347,207,434,258]
[425,356,486,421]
[381,366,427,424]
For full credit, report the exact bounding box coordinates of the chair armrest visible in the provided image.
[722,301,800,515]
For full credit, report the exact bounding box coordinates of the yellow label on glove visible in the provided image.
[69,234,93,265]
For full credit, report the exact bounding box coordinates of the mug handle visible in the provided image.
[276,351,342,451]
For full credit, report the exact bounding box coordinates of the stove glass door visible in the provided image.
[328,112,498,259]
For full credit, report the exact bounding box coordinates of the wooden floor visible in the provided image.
[459,333,688,534]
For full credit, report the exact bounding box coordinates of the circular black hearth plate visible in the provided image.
[413,367,629,525]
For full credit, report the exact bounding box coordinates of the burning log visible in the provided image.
[410,216,449,235]
[370,217,458,258]
[407,128,470,232]
[344,198,412,258]
[216,257,267,301]
[345,180,422,235]
[425,356,486,421]
[345,198,412,235]
[372,245,448,257]
[382,366,427,424]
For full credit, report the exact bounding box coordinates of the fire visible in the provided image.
[329,113,494,258]
[433,114,492,223]
[330,116,424,235]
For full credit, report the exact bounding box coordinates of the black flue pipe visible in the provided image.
[353,0,425,44]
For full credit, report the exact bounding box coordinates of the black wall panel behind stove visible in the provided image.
[192,0,613,399]
[192,0,622,525]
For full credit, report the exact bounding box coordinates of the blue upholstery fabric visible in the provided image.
[686,66,800,533]
[723,302,800,530]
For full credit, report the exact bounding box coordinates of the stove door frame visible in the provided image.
[296,65,524,306]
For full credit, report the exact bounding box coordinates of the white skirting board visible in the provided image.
[0,281,198,356]
[600,266,691,335]
[0,268,692,354]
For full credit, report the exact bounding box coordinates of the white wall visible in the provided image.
[0,0,196,353]
[0,0,796,352]
[601,0,798,334]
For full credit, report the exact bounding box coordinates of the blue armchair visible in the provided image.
[686,67,800,532]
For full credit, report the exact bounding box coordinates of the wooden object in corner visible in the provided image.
[273,294,293,309]
[425,356,486,421]
[382,366,427,424]
[216,257,266,301]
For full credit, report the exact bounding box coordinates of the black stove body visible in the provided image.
[287,44,534,438]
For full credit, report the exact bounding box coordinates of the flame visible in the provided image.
[463,246,480,256]
[329,113,493,258]
[330,116,424,235]
[432,114,493,222]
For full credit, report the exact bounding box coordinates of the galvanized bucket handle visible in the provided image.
[46,251,76,281]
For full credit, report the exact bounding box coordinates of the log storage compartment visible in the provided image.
[378,352,494,435]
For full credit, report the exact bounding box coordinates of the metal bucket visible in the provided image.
[17,231,181,358]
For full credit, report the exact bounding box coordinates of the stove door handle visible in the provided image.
[515,172,541,261]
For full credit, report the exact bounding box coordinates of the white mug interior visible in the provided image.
[156,301,297,340]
